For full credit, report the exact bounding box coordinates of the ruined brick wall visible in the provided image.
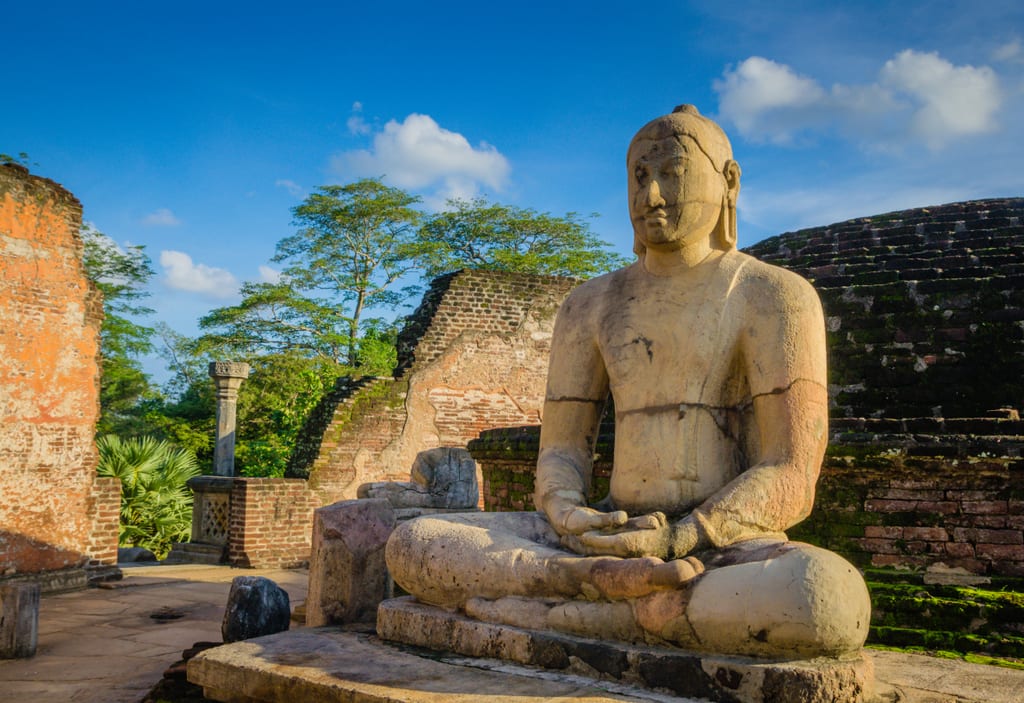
[0,164,115,576]
[745,198,1024,419]
[792,433,1024,577]
[226,478,317,568]
[291,269,577,504]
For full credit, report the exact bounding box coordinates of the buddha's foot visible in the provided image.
[576,555,704,600]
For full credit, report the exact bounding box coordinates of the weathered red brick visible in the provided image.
[962,501,1009,515]
[976,543,1024,560]
[902,527,949,542]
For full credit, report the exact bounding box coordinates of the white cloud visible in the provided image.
[347,101,371,135]
[275,179,303,197]
[159,250,238,298]
[880,50,1001,148]
[715,50,1002,150]
[993,39,1022,63]
[335,113,510,203]
[714,57,828,143]
[141,207,181,226]
[258,265,282,284]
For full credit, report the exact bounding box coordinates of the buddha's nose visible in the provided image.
[645,179,666,208]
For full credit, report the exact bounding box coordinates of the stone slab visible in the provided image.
[0,567,88,595]
[377,598,874,703]
[188,627,678,702]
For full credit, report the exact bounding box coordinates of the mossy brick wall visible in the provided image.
[226,478,317,568]
[793,435,1024,577]
[289,269,576,505]
[744,198,1024,419]
[0,164,118,576]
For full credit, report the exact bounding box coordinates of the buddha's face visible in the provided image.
[628,135,726,252]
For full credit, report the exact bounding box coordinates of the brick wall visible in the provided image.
[290,269,577,504]
[226,478,317,568]
[793,434,1024,577]
[0,164,114,577]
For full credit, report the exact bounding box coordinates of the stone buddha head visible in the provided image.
[627,105,741,258]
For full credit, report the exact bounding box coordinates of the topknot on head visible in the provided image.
[672,104,701,116]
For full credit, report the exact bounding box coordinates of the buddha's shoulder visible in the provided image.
[560,263,640,308]
[730,250,822,312]
[729,251,817,296]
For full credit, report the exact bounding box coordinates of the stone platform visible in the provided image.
[376,598,874,703]
[189,627,682,702]
[187,620,1024,703]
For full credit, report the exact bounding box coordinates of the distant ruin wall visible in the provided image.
[745,198,1024,419]
[290,269,576,505]
[0,164,117,577]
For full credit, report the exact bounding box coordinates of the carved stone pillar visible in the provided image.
[209,361,250,477]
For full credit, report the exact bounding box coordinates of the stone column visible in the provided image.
[209,361,250,477]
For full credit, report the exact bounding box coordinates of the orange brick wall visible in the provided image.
[0,164,114,575]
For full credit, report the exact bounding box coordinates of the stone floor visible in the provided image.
[1,563,1022,703]
[0,563,309,703]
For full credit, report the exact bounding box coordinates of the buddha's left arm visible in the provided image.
[677,270,829,552]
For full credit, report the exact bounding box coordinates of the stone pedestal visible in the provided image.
[377,598,875,703]
[0,582,40,659]
[166,475,235,564]
[209,361,250,477]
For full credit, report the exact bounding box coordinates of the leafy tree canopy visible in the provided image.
[81,226,157,435]
[417,198,629,279]
[275,178,422,366]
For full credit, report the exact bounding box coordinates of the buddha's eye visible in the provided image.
[634,164,649,185]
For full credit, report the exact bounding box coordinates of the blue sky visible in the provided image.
[3,1,1023,380]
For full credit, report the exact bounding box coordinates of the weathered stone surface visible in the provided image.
[209,361,250,477]
[0,582,40,658]
[222,576,290,643]
[306,499,396,627]
[377,598,875,703]
[188,627,689,702]
[358,447,478,508]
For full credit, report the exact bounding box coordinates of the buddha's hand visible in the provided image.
[556,506,629,538]
[563,512,699,560]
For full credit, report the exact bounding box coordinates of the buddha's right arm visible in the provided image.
[535,288,612,535]
[536,401,603,534]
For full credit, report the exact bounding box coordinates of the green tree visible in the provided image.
[233,352,348,477]
[198,179,421,370]
[417,198,628,279]
[96,435,201,559]
[81,226,157,435]
[277,178,422,366]
[196,281,349,362]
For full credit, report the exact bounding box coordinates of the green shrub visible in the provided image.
[96,435,201,559]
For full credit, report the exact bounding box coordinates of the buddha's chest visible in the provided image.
[596,290,737,405]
